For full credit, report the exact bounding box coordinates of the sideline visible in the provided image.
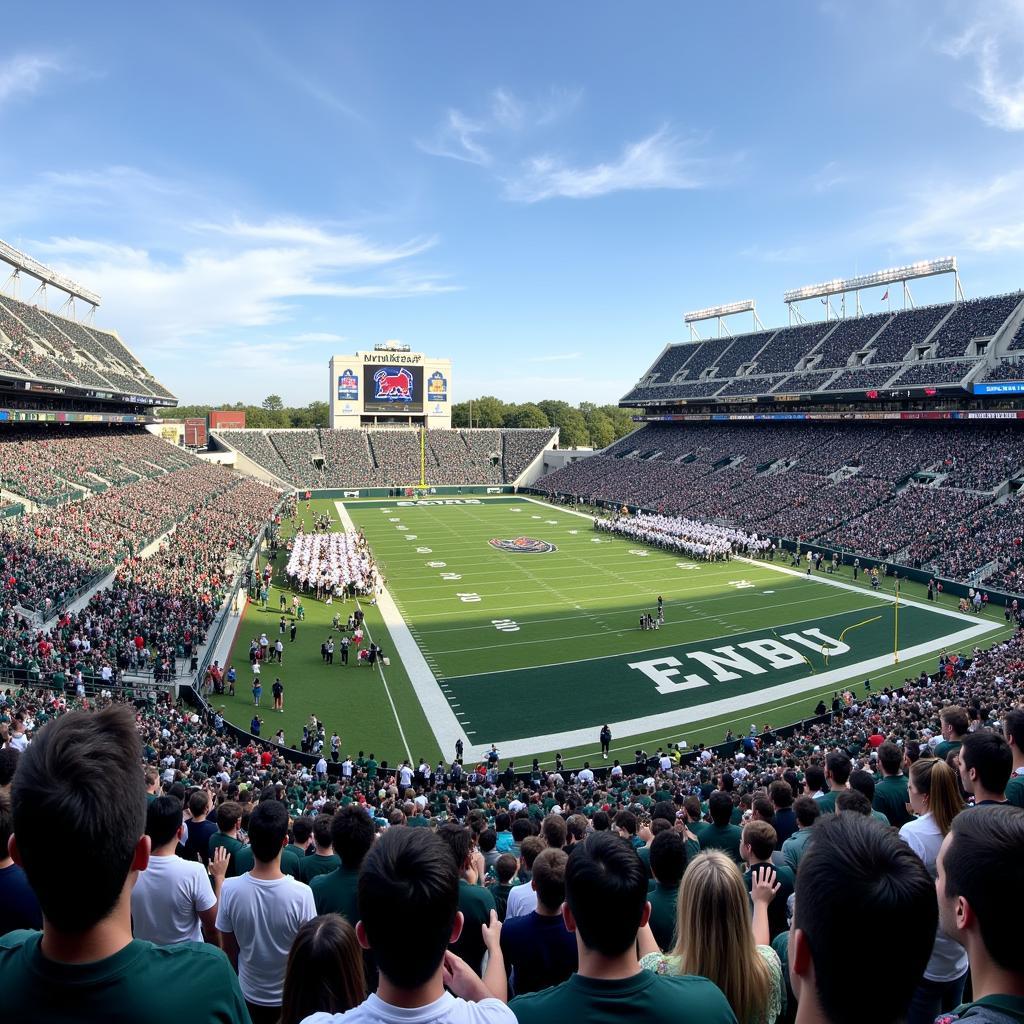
[336,502,465,760]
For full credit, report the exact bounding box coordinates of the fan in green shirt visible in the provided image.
[309,804,376,920]
[699,793,743,863]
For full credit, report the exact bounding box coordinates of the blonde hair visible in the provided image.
[673,851,772,1024]
[909,757,963,836]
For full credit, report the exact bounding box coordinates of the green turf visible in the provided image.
[217,497,1007,768]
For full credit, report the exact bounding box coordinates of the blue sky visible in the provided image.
[1,1,1023,406]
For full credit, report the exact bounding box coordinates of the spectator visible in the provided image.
[511,833,735,1023]
[0,789,41,934]
[280,915,366,1024]
[957,730,1013,806]
[1005,709,1024,808]
[209,801,247,877]
[182,788,217,865]
[873,741,912,827]
[504,836,545,920]
[700,790,743,862]
[499,847,577,995]
[216,799,316,1024]
[303,827,511,1024]
[438,822,497,976]
[639,849,783,1024]
[934,805,1024,1022]
[790,814,937,1024]
[741,821,794,941]
[490,854,519,922]
[646,829,687,952]
[782,796,820,874]
[769,779,797,846]
[131,795,227,945]
[936,707,969,761]
[816,751,851,813]
[310,805,375,920]
[0,706,248,1023]
[298,813,342,883]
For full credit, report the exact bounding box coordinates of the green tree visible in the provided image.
[262,394,284,412]
[584,407,616,449]
[502,403,549,429]
[451,401,470,428]
[465,395,506,428]
[600,404,638,441]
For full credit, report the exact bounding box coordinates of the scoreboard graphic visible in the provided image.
[329,349,451,428]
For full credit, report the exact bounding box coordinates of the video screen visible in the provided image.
[362,364,424,414]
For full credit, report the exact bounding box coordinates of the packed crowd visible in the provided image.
[219,428,556,489]
[598,512,771,560]
[536,422,1024,588]
[1,618,1023,1024]
[285,532,377,597]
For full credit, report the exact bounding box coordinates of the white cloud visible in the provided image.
[292,332,348,343]
[0,53,63,107]
[503,128,717,203]
[526,352,582,363]
[417,109,492,166]
[942,5,1024,131]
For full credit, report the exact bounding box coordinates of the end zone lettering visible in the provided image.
[629,628,850,694]
[396,499,482,506]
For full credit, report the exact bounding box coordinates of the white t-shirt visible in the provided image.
[577,768,594,784]
[130,854,215,945]
[303,991,514,1024]
[216,873,316,1006]
[504,882,538,920]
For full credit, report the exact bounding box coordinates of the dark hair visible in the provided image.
[613,809,637,836]
[495,853,518,884]
[940,706,969,737]
[942,805,1024,974]
[0,789,12,853]
[878,741,902,775]
[477,828,497,853]
[248,800,289,863]
[187,790,210,818]
[825,751,852,786]
[795,814,936,1024]
[217,801,243,833]
[331,805,375,869]
[312,813,334,850]
[649,829,687,887]
[836,790,872,816]
[1004,709,1024,752]
[437,822,472,874]
[520,835,544,869]
[11,706,145,932]
[495,811,510,833]
[591,810,610,831]
[743,820,777,861]
[769,779,793,809]
[794,795,821,827]
[960,730,1013,796]
[532,847,568,910]
[708,790,733,826]
[849,769,876,802]
[0,747,18,787]
[652,800,676,822]
[280,914,367,1024]
[292,815,314,845]
[358,827,458,988]
[752,797,774,823]
[565,832,647,956]
[511,817,534,842]
[566,814,588,842]
[542,813,567,848]
[146,796,184,848]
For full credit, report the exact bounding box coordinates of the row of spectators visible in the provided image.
[219,428,556,488]
[1,622,1023,1024]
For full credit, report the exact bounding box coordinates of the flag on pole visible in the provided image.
[881,289,889,302]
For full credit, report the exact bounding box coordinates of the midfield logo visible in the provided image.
[488,537,557,554]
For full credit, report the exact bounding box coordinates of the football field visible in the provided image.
[340,496,1006,762]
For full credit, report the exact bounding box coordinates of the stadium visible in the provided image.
[3,9,1024,1024]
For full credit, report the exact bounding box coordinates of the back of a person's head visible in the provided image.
[520,834,544,869]
[478,828,496,853]
[675,850,769,1024]
[312,812,334,850]
[292,815,314,845]
[835,790,872,816]
[742,820,777,861]
[495,852,518,885]
[649,828,687,887]
[849,769,875,802]
[940,804,1024,975]
[0,789,13,856]
[909,757,963,836]
[793,814,936,1024]
[495,811,510,832]
[1005,708,1024,752]
[248,800,289,863]
[708,790,733,826]
[769,779,793,809]
[511,817,534,843]
[541,813,567,849]
[280,914,367,1024]
[331,805,375,869]
[11,705,145,932]
[0,746,19,788]
[566,814,588,842]
[565,832,646,956]
[960,730,1013,796]
[940,705,969,737]
[145,796,184,847]
[437,822,471,872]
[613,809,637,836]
[217,801,242,833]
[358,827,458,989]
[187,789,209,818]
[531,847,568,910]
[652,800,676,822]
[825,751,851,785]
[877,741,902,775]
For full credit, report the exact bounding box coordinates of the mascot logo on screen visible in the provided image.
[373,367,414,402]
[488,537,557,554]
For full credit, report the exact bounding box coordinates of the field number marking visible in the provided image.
[727,579,755,589]
[427,561,447,568]
[492,618,520,632]
[416,547,432,553]
[457,592,481,603]
[441,573,463,581]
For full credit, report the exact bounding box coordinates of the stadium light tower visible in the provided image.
[0,238,101,323]
[683,299,764,341]
[783,257,963,325]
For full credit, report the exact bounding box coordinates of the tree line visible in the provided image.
[156,396,329,430]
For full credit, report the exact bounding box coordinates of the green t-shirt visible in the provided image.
[873,775,912,827]
[310,864,360,920]
[298,853,341,883]
[209,833,247,878]
[947,995,1024,1022]
[453,880,496,974]
[647,881,678,952]
[1005,774,1024,809]
[509,967,737,1024]
[934,739,962,761]
[0,931,249,1024]
[698,823,743,864]
[816,791,840,814]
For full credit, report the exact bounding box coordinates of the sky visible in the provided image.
[1,2,1024,407]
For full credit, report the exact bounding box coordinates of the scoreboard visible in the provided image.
[329,347,451,428]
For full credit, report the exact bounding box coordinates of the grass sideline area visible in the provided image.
[217,497,1010,769]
